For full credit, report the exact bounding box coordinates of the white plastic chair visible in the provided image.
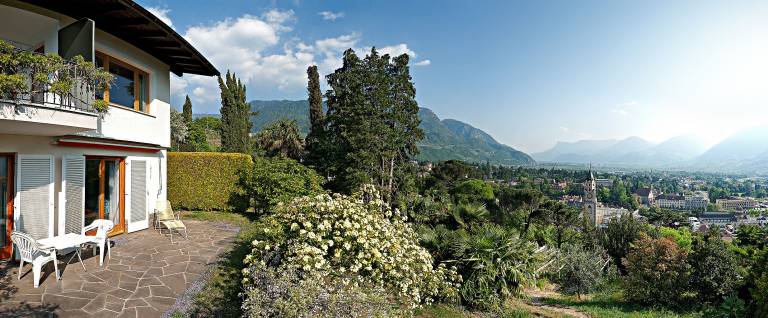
[10,231,59,288]
[82,219,114,266]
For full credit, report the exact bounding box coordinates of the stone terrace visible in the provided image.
[0,220,239,318]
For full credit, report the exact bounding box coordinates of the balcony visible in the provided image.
[0,43,107,136]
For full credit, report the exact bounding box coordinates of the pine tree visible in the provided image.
[182,95,193,126]
[218,71,252,154]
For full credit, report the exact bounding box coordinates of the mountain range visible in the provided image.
[533,127,768,174]
[195,100,535,166]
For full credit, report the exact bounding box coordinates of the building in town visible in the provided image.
[656,194,686,210]
[684,191,709,211]
[582,169,634,226]
[595,178,613,187]
[634,187,656,206]
[716,197,757,211]
[0,1,217,260]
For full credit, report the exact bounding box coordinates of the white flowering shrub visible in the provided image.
[243,185,460,313]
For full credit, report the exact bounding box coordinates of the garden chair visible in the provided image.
[155,200,188,243]
[82,219,114,267]
[10,231,59,288]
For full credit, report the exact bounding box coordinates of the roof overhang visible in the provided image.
[18,0,219,76]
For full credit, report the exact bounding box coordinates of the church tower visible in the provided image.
[583,166,598,225]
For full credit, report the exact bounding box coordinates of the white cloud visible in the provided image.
[611,109,629,116]
[414,59,431,66]
[559,126,570,133]
[367,43,417,58]
[146,7,173,28]
[319,11,344,21]
[171,10,423,112]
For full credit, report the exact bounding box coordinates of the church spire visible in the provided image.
[587,164,594,181]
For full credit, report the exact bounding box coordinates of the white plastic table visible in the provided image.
[38,233,91,277]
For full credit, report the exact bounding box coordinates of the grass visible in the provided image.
[540,283,705,318]
[415,299,571,318]
[181,210,261,317]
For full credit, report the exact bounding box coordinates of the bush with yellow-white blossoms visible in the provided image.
[242,185,460,311]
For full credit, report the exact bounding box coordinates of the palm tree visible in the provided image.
[253,119,304,160]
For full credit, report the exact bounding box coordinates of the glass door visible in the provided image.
[0,155,13,259]
[84,157,126,236]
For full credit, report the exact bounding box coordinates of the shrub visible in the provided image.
[451,224,542,310]
[600,214,646,273]
[451,179,494,204]
[622,234,690,307]
[242,268,405,318]
[242,185,460,312]
[689,237,741,304]
[554,245,612,299]
[167,152,252,211]
[656,226,693,252]
[239,156,325,213]
[747,248,768,316]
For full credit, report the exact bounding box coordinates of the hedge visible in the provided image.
[168,152,253,211]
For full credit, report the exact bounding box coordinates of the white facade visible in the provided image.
[0,1,215,257]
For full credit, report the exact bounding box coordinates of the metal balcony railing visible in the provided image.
[0,41,100,114]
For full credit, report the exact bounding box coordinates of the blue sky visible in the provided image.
[139,0,768,153]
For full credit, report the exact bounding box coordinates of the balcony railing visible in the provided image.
[2,77,98,113]
[0,40,111,115]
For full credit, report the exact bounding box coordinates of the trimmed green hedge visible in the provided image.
[168,152,253,211]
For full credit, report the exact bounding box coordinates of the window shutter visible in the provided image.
[16,155,54,239]
[60,156,85,234]
[128,160,147,231]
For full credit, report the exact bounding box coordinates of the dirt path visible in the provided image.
[524,288,591,318]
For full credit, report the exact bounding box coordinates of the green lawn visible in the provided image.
[182,211,262,317]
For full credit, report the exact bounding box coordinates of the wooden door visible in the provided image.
[84,157,126,236]
[0,154,13,259]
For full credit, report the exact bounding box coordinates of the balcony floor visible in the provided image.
[0,220,239,318]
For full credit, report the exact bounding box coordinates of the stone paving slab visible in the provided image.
[0,220,239,318]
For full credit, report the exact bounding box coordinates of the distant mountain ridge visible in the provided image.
[534,127,768,174]
[195,100,535,166]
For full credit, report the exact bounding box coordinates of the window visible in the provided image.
[95,52,149,113]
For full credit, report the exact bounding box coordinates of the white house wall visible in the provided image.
[0,134,167,236]
[0,2,173,149]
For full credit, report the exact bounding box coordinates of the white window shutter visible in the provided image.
[16,155,54,239]
[60,156,85,235]
[127,159,148,232]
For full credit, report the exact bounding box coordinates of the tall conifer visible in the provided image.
[218,71,252,153]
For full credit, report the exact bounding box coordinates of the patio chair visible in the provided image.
[155,200,188,243]
[82,219,114,267]
[10,231,59,288]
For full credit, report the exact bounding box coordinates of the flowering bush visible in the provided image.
[243,267,407,318]
[242,185,460,313]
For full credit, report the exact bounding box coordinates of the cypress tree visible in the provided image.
[182,95,193,126]
[218,71,252,154]
[305,65,326,167]
[307,65,324,133]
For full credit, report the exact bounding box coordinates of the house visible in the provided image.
[0,1,217,260]
[635,187,655,206]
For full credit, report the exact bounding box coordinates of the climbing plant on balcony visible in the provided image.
[0,39,113,113]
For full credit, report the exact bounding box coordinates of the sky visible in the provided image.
[138,0,768,153]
